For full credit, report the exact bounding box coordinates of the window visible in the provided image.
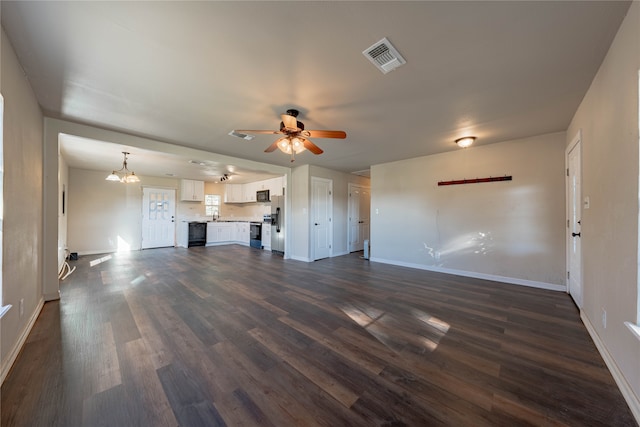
[205,194,221,218]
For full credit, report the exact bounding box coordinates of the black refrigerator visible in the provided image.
[270,195,285,255]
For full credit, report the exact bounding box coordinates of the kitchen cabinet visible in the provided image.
[262,224,271,250]
[206,221,250,246]
[207,222,234,244]
[176,222,189,248]
[224,184,243,203]
[235,222,250,244]
[268,176,284,196]
[243,182,257,203]
[180,179,205,201]
[223,177,285,203]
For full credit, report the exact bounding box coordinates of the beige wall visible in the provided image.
[566,0,640,415]
[371,132,566,288]
[290,164,370,261]
[1,29,44,376]
[68,168,179,254]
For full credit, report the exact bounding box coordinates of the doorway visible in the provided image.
[141,187,176,249]
[567,131,583,308]
[348,184,370,252]
[311,177,332,260]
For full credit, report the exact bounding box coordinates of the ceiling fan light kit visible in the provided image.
[232,108,347,162]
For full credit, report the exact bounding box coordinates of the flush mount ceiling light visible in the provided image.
[105,151,140,183]
[455,136,476,148]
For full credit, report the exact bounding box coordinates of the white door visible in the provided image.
[567,134,583,308]
[311,177,332,260]
[142,187,176,249]
[348,184,371,252]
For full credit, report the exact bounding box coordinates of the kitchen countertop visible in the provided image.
[180,217,263,223]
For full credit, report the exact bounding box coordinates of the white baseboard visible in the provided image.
[290,255,312,262]
[581,312,640,424]
[369,257,565,292]
[1,297,45,385]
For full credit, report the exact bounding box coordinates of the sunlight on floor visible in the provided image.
[340,302,450,354]
[89,254,113,267]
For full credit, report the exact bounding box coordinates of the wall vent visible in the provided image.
[228,130,255,140]
[363,37,406,74]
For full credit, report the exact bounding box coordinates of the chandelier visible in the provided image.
[105,151,140,183]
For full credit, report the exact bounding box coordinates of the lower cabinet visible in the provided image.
[207,223,234,244]
[262,225,271,250]
[206,222,249,246]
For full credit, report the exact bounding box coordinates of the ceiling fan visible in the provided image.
[233,109,347,162]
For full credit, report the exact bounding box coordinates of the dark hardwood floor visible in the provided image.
[2,246,636,426]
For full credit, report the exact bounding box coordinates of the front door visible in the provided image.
[311,177,332,260]
[567,133,583,308]
[348,184,371,252]
[141,187,176,249]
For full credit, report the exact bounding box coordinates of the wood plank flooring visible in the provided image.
[2,246,637,426]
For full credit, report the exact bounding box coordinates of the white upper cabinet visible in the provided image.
[224,184,243,203]
[268,176,284,196]
[180,179,204,201]
[243,181,257,203]
[223,176,285,203]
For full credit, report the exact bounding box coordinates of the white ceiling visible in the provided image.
[2,1,631,182]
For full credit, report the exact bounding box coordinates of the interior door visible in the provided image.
[142,187,176,249]
[349,184,371,252]
[311,177,332,260]
[567,135,582,308]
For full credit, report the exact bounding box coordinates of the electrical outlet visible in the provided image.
[602,308,607,329]
[19,298,24,318]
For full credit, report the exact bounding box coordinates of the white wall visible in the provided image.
[290,164,370,261]
[291,165,310,260]
[1,29,45,378]
[68,168,179,254]
[566,1,640,417]
[371,132,566,289]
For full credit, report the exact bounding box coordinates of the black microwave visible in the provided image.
[257,189,270,202]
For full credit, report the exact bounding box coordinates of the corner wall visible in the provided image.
[566,1,640,418]
[370,132,566,289]
[1,28,45,379]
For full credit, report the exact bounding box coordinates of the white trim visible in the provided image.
[290,255,312,262]
[369,257,565,291]
[566,130,583,304]
[0,304,12,319]
[625,321,640,341]
[583,313,640,424]
[1,298,45,385]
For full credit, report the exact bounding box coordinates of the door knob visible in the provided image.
[572,232,581,237]
[314,223,319,226]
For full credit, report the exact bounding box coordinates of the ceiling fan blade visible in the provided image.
[302,138,323,155]
[234,129,281,135]
[304,130,347,139]
[264,140,279,153]
[281,114,299,131]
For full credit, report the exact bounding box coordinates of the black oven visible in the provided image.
[250,222,262,249]
[188,222,206,247]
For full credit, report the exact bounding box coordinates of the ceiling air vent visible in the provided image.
[363,37,406,74]
[228,130,255,140]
